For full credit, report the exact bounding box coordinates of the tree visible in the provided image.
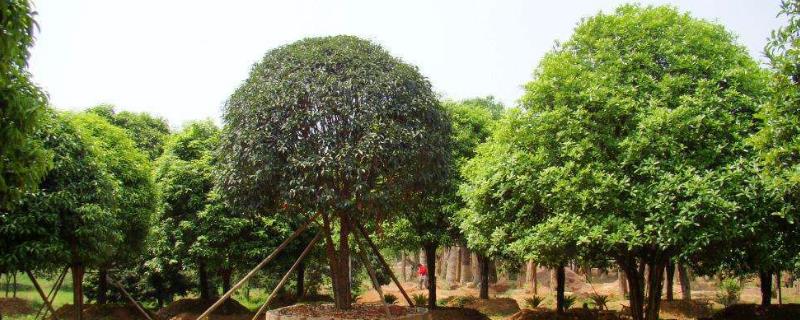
[154,120,219,300]
[69,112,156,304]
[87,104,170,160]
[517,5,767,320]
[746,0,800,305]
[382,98,498,308]
[0,111,122,320]
[218,35,451,310]
[0,0,51,209]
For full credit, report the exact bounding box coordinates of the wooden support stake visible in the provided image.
[25,271,60,320]
[35,266,67,320]
[196,212,320,320]
[108,275,154,320]
[251,231,322,320]
[352,227,392,317]
[353,220,414,307]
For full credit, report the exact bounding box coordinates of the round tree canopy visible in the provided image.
[220,35,450,219]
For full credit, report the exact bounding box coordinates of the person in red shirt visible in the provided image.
[417,263,428,289]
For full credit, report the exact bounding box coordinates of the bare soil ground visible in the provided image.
[507,309,622,320]
[711,303,800,320]
[273,303,415,319]
[0,297,34,316]
[51,303,157,320]
[156,298,251,320]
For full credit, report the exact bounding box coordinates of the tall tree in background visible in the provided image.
[518,5,767,320]
[219,36,451,310]
[70,112,156,304]
[87,104,171,160]
[0,0,52,209]
[154,120,219,299]
[1,111,122,320]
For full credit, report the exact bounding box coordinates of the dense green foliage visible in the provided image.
[219,35,451,309]
[87,104,171,160]
[0,0,51,209]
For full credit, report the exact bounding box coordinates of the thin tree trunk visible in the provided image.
[777,271,783,305]
[97,268,108,304]
[446,246,459,287]
[619,267,628,297]
[471,253,481,287]
[478,255,489,299]
[489,260,498,284]
[296,261,305,299]
[330,212,353,310]
[759,270,772,307]
[221,269,232,294]
[665,262,675,301]
[11,273,16,298]
[460,248,472,284]
[198,262,211,299]
[645,261,666,320]
[401,251,407,282]
[424,243,438,309]
[556,264,565,314]
[678,263,691,300]
[620,258,645,320]
[72,264,85,320]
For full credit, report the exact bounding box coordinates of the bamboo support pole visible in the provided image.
[25,271,60,320]
[196,212,320,320]
[353,220,414,307]
[108,275,154,320]
[251,231,322,320]
[35,267,67,320]
[352,227,392,317]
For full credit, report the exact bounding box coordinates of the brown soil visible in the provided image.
[429,307,490,320]
[0,297,34,315]
[441,296,520,316]
[659,299,713,319]
[51,303,157,320]
[274,303,415,319]
[711,303,800,320]
[507,308,622,320]
[157,298,250,320]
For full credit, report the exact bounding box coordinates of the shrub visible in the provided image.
[383,293,398,305]
[589,294,609,310]
[562,295,577,310]
[524,295,545,308]
[449,295,477,308]
[412,293,427,306]
[715,278,742,307]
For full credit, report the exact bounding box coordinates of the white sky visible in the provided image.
[29,0,785,128]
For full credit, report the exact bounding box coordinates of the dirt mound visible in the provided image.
[660,299,713,319]
[274,303,415,319]
[429,307,490,320]
[507,308,622,320]
[0,297,34,315]
[51,303,156,320]
[444,296,519,316]
[157,298,250,319]
[712,303,800,320]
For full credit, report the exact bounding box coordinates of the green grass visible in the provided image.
[2,271,76,319]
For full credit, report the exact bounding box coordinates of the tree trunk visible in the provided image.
[72,264,85,320]
[489,260,498,284]
[221,269,232,294]
[424,243,438,309]
[460,248,472,284]
[11,273,16,298]
[471,253,481,287]
[446,246,459,287]
[556,264,566,314]
[665,262,675,301]
[401,251,407,282]
[198,262,211,299]
[760,270,772,307]
[780,271,783,305]
[98,268,108,304]
[645,261,666,320]
[618,267,628,297]
[620,258,645,320]
[677,263,691,300]
[296,261,305,299]
[478,255,489,299]
[327,213,353,310]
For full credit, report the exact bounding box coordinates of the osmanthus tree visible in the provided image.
[218,35,451,310]
[87,104,171,160]
[518,5,768,320]
[0,111,122,320]
[69,112,156,304]
[154,120,219,299]
[0,0,52,209]
[381,97,499,308]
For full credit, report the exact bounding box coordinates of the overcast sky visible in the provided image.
[29,0,785,128]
